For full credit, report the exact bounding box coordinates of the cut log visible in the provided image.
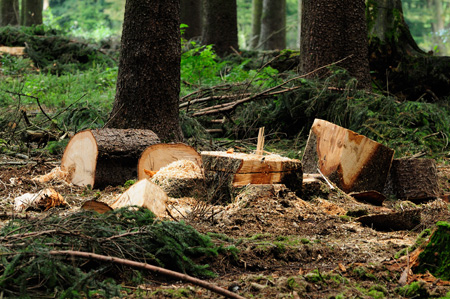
[61,128,160,188]
[390,158,439,202]
[110,179,168,218]
[0,46,25,56]
[302,119,394,193]
[201,151,302,202]
[138,143,202,180]
[356,208,421,231]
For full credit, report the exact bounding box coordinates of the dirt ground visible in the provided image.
[1,153,450,298]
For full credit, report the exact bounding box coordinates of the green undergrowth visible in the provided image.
[0,207,223,298]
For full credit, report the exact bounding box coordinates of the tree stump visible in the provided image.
[201,151,302,203]
[302,119,394,193]
[61,128,160,188]
[138,143,202,180]
[390,158,439,202]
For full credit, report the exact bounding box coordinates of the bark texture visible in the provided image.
[390,158,439,202]
[61,128,160,188]
[107,0,183,142]
[0,0,19,25]
[260,0,286,50]
[300,0,371,89]
[202,0,238,56]
[21,0,43,26]
[181,0,203,40]
[250,0,263,49]
[368,0,450,100]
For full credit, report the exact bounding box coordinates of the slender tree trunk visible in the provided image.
[300,0,371,89]
[0,0,19,25]
[21,0,43,26]
[428,0,444,54]
[250,0,263,49]
[260,0,286,50]
[106,0,183,143]
[202,0,238,56]
[181,0,203,40]
[297,0,302,48]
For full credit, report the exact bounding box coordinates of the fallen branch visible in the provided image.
[48,250,246,299]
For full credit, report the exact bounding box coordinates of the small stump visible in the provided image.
[201,151,302,203]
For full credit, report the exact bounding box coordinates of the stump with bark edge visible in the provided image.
[61,128,160,188]
[390,158,439,202]
[302,119,394,193]
[201,151,302,202]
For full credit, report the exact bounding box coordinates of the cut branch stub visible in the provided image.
[138,143,202,180]
[302,119,394,193]
[61,128,160,188]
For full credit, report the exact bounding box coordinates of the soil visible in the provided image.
[1,153,450,298]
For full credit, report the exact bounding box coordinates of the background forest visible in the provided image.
[44,0,450,54]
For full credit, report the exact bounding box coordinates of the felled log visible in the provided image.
[0,46,25,56]
[356,208,421,231]
[201,151,302,202]
[390,158,439,202]
[138,143,202,180]
[302,119,394,193]
[110,179,168,217]
[61,128,160,188]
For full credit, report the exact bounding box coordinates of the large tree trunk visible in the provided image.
[367,0,450,100]
[0,0,19,26]
[300,0,371,89]
[180,0,203,40]
[250,0,263,49]
[21,0,43,26]
[259,0,286,50]
[106,0,183,143]
[202,0,238,56]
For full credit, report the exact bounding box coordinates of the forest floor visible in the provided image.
[1,154,450,298]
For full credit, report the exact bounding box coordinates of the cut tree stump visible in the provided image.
[201,151,302,202]
[302,119,394,193]
[390,158,439,202]
[61,128,160,188]
[138,143,202,180]
[110,179,168,218]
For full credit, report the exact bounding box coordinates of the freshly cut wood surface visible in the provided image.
[390,158,439,202]
[138,143,201,180]
[0,46,25,56]
[201,151,302,202]
[61,128,160,188]
[302,119,394,193]
[110,179,168,217]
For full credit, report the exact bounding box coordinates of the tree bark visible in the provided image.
[106,0,183,143]
[180,0,203,40]
[367,0,450,100]
[259,0,286,50]
[250,0,263,49]
[300,0,371,89]
[21,0,43,26]
[0,0,19,26]
[202,0,239,56]
[61,128,160,189]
